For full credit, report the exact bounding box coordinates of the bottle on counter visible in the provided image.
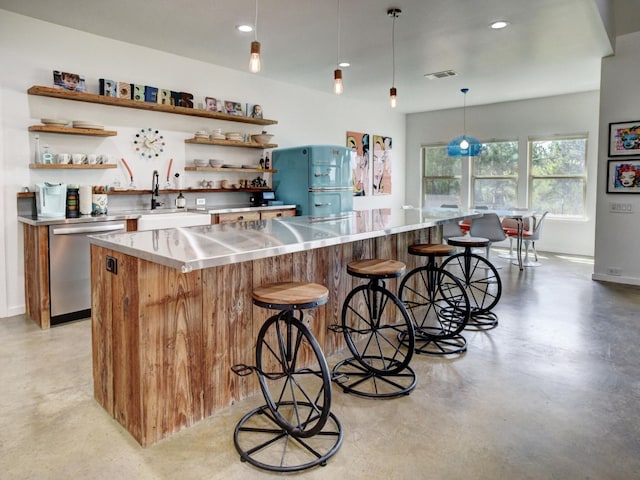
[175,191,186,209]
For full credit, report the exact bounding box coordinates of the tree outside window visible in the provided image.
[472,141,518,208]
[529,136,587,217]
[423,145,461,207]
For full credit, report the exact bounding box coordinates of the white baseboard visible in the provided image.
[592,273,640,286]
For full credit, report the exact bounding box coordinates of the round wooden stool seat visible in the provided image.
[347,259,406,279]
[408,243,457,257]
[252,282,328,310]
[447,236,491,248]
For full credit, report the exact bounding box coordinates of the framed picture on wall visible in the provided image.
[606,159,640,193]
[608,121,640,156]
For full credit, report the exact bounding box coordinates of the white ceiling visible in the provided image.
[1,0,635,113]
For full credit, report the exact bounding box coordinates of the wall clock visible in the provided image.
[134,128,165,158]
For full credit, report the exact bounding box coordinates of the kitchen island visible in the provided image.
[89,207,476,446]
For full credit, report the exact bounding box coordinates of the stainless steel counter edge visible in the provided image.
[17,205,296,226]
[88,208,480,273]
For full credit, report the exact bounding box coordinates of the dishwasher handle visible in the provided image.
[51,224,126,235]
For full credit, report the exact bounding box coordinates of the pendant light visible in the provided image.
[388,8,401,108]
[447,88,482,156]
[333,0,343,95]
[249,0,261,73]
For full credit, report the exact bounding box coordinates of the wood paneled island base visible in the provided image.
[90,226,438,446]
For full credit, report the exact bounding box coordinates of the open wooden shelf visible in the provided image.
[28,86,278,126]
[185,166,276,173]
[29,163,116,169]
[185,137,277,149]
[28,125,117,136]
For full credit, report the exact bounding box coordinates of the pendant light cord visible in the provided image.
[336,0,341,66]
[254,0,258,42]
[391,12,396,87]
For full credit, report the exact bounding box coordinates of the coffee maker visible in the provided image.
[249,192,267,207]
[35,182,67,218]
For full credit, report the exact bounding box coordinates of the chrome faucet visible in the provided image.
[151,170,162,209]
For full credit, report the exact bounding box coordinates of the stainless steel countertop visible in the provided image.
[17,204,296,226]
[88,208,479,273]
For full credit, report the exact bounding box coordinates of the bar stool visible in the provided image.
[329,259,417,399]
[398,243,470,356]
[232,281,343,472]
[441,236,502,330]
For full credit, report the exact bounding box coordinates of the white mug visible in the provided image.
[72,153,86,165]
[87,154,99,165]
[56,153,71,164]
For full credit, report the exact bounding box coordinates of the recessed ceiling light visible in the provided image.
[338,61,350,68]
[237,24,253,33]
[490,20,509,30]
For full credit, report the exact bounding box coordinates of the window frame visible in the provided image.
[527,134,588,218]
[470,139,519,208]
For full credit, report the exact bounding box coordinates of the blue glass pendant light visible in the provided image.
[447,88,482,156]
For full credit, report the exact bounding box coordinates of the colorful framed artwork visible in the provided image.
[372,134,392,195]
[608,121,640,156]
[607,159,640,193]
[347,131,370,196]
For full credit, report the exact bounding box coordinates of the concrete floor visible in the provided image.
[1,250,640,479]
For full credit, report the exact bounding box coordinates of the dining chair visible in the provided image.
[521,211,548,265]
[469,213,507,260]
[440,204,465,240]
[500,215,533,259]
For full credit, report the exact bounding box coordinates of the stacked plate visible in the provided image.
[194,130,209,139]
[225,132,243,141]
[72,120,104,130]
[41,118,69,127]
[210,133,226,140]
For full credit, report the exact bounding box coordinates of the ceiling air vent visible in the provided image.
[424,70,458,80]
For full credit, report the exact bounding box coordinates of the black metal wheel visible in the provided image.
[440,253,502,314]
[233,403,343,472]
[340,282,414,375]
[398,265,470,339]
[255,311,332,438]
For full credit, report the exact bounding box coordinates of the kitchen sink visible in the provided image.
[137,211,211,231]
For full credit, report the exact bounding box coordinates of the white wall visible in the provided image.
[405,91,601,257]
[0,10,406,318]
[593,30,640,285]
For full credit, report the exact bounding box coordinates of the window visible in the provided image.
[472,141,518,208]
[423,145,461,207]
[529,136,587,217]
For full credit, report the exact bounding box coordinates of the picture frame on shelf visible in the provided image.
[205,97,222,112]
[224,100,243,115]
[606,159,640,193]
[608,121,640,156]
[53,70,86,92]
[247,103,263,119]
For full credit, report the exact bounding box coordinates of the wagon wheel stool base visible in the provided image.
[330,259,417,399]
[398,243,471,356]
[442,236,502,331]
[232,282,343,472]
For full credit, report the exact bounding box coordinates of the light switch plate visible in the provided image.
[196,198,206,206]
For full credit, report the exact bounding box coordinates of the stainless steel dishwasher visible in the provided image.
[48,220,126,324]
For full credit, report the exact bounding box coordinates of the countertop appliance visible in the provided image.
[272,145,353,217]
[49,220,126,324]
[35,182,67,219]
